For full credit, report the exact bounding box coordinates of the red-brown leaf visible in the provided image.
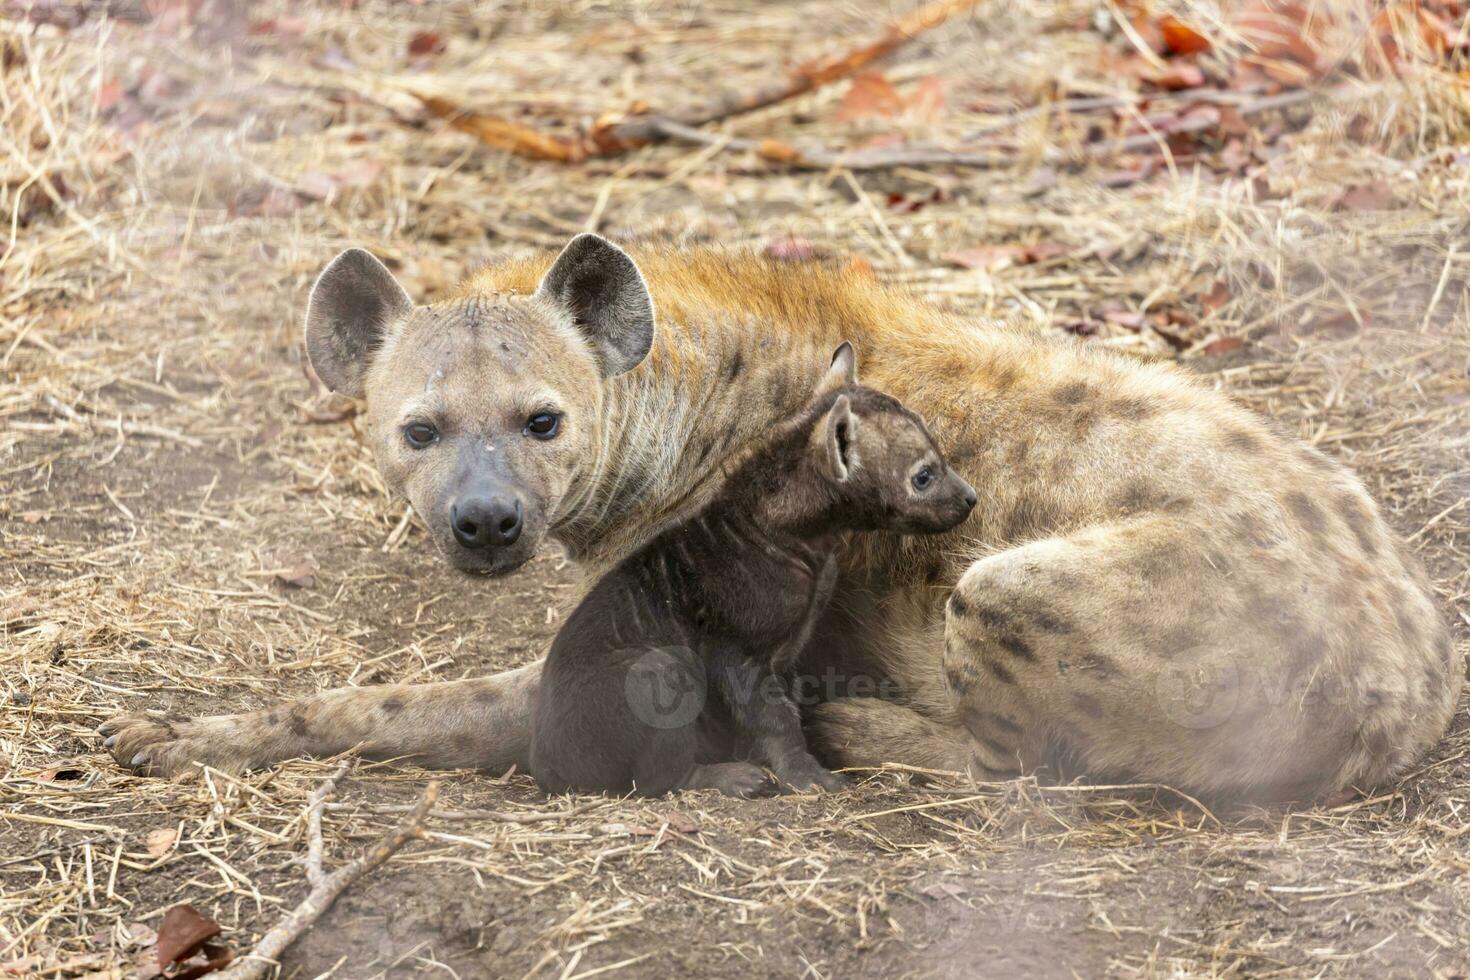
[275,554,318,589]
[408,31,445,57]
[1201,280,1231,314]
[1203,336,1245,356]
[946,246,1017,271]
[836,72,905,121]
[1159,16,1212,55]
[1334,180,1394,212]
[156,905,221,972]
[1150,63,1205,90]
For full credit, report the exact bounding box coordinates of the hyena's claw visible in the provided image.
[97,714,192,778]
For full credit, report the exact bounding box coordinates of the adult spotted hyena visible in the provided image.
[102,234,1461,802]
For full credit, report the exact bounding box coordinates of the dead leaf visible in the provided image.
[408,30,445,57]
[1159,15,1212,55]
[332,157,383,188]
[1235,0,1320,67]
[837,72,905,121]
[1149,63,1205,90]
[664,811,700,834]
[155,905,221,973]
[948,242,1068,271]
[295,171,337,200]
[146,827,179,858]
[96,77,123,110]
[1104,309,1147,330]
[946,245,1017,271]
[764,236,825,262]
[275,554,318,590]
[1203,336,1246,356]
[1201,280,1231,314]
[1334,180,1394,212]
[906,75,946,123]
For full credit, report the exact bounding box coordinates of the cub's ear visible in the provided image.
[305,248,413,398]
[821,393,858,483]
[536,233,655,377]
[814,340,858,396]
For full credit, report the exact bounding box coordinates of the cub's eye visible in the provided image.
[525,412,561,440]
[403,422,438,449]
[911,466,935,492]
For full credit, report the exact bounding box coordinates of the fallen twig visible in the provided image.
[214,767,439,980]
[412,0,982,162]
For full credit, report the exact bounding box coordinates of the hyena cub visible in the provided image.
[531,344,976,798]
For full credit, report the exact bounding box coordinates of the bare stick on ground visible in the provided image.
[214,765,439,980]
[411,0,982,162]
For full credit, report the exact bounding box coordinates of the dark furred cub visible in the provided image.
[531,344,977,798]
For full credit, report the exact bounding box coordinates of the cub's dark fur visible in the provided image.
[530,345,976,798]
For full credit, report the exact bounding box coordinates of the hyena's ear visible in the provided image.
[814,341,858,397]
[305,248,413,398]
[821,393,858,483]
[536,233,655,377]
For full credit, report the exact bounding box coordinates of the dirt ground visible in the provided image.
[3,1,1469,977]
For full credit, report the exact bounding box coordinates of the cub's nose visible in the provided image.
[450,495,523,549]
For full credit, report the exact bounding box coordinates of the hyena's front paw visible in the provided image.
[97,714,239,778]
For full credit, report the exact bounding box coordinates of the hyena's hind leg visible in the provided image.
[821,512,1453,803]
[99,662,542,777]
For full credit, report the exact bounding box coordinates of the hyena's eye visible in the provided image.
[525,412,561,440]
[911,466,935,492]
[403,422,438,449]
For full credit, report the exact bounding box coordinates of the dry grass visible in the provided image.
[2,1,1468,976]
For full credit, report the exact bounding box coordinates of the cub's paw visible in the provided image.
[697,762,777,800]
[778,763,850,794]
[97,714,236,778]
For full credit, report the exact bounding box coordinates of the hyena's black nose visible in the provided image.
[451,495,523,549]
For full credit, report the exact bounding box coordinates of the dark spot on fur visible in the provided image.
[1287,492,1328,538]
[1160,624,1206,658]
[725,350,744,381]
[990,365,1020,391]
[1054,381,1091,406]
[1285,628,1327,682]
[1300,446,1337,472]
[1337,494,1379,558]
[1071,692,1106,719]
[1392,603,1423,650]
[380,697,404,715]
[973,711,1023,735]
[266,710,282,726]
[985,659,1016,685]
[945,663,971,692]
[1119,481,1166,516]
[1435,630,1455,670]
[1110,397,1155,421]
[1007,439,1032,466]
[1028,607,1073,635]
[947,591,970,619]
[973,732,1015,761]
[474,687,500,705]
[1223,428,1261,453]
[993,630,1034,661]
[288,706,310,737]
